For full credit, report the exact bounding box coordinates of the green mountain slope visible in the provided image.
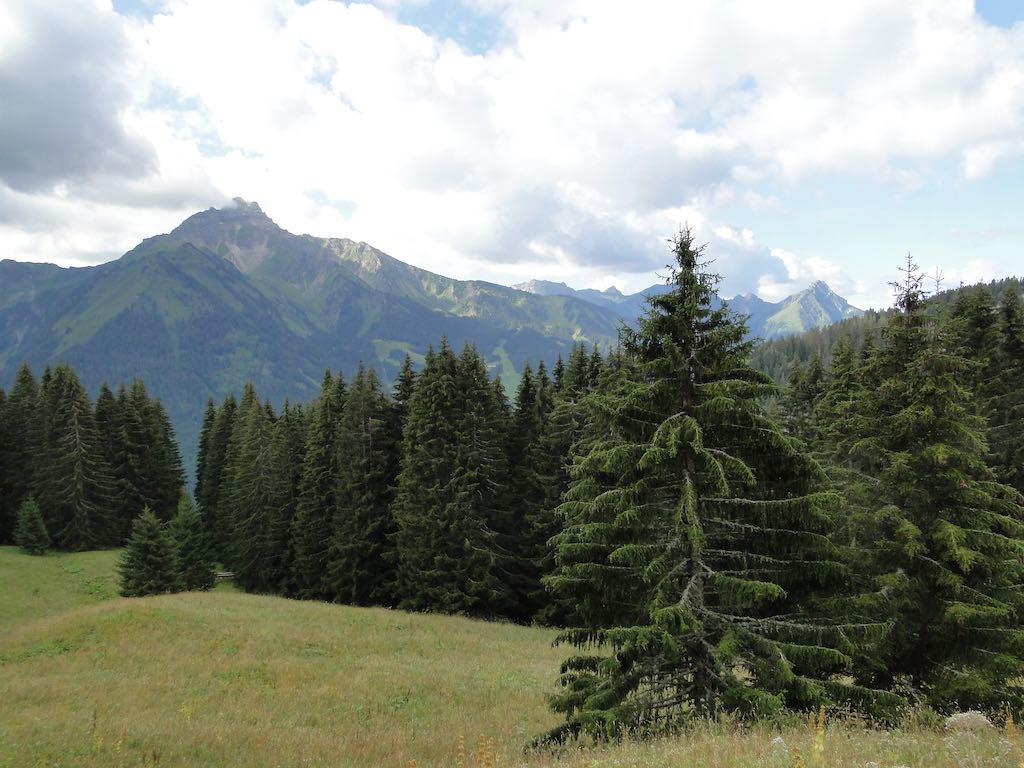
[749,276,1023,381]
[171,200,622,349]
[0,201,625,475]
[760,280,863,338]
[515,277,862,340]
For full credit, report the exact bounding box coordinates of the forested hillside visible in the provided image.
[751,276,1022,381]
[0,364,183,548]
[186,235,1024,738]
[3,233,1022,741]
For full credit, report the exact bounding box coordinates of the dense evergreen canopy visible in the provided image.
[544,230,871,740]
[0,363,185,551]
[6,255,1022,742]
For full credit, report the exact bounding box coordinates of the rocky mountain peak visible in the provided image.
[231,197,264,215]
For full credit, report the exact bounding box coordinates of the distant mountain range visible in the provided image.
[513,277,863,340]
[0,199,861,473]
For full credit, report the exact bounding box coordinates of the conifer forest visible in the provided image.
[2,231,1023,742]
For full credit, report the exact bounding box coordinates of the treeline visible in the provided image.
[194,236,1024,739]
[542,245,1024,740]
[0,364,185,551]
[750,276,1022,381]
[194,341,604,621]
[784,275,1024,498]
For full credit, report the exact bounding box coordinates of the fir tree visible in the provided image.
[228,397,297,593]
[544,229,866,741]
[39,367,115,550]
[291,370,345,599]
[393,341,505,615]
[1,364,40,539]
[989,286,1024,494]
[845,259,1024,713]
[324,365,399,605]
[14,496,50,555]
[168,493,214,591]
[197,395,237,560]
[119,507,180,597]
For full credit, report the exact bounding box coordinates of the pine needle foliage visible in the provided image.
[544,229,866,742]
[14,496,50,555]
[324,365,399,606]
[843,257,1024,713]
[168,493,214,591]
[119,507,180,597]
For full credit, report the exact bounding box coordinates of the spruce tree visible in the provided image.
[989,286,1024,494]
[197,395,237,560]
[457,344,513,616]
[392,353,417,419]
[119,507,180,597]
[393,341,504,615]
[534,354,592,626]
[14,496,50,555]
[193,398,217,506]
[168,493,215,591]
[224,397,293,593]
[544,229,865,741]
[503,362,554,621]
[1,364,40,540]
[324,365,399,605]
[845,259,1024,713]
[0,385,10,542]
[264,401,306,594]
[105,384,149,539]
[40,367,115,550]
[131,385,185,520]
[290,370,345,599]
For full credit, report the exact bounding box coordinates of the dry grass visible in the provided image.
[0,546,1017,767]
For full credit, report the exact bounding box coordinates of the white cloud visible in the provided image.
[756,247,858,304]
[1,0,1023,297]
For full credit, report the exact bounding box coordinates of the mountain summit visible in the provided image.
[0,201,621,473]
[0,200,862,473]
[514,276,862,339]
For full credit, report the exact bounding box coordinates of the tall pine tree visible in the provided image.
[324,365,399,606]
[545,229,865,741]
[290,370,345,599]
[843,259,1024,713]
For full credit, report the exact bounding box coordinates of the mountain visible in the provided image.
[0,200,623,475]
[513,277,862,339]
[760,280,863,338]
[513,278,671,321]
[0,200,864,475]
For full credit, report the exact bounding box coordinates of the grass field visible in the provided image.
[0,546,1018,767]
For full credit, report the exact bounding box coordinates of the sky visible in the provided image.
[1,0,1022,310]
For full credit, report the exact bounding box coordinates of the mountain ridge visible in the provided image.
[0,199,863,475]
[514,274,863,340]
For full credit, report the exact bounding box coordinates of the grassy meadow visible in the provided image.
[1,546,1020,767]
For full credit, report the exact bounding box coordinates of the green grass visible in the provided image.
[0,547,122,631]
[0,547,1018,767]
